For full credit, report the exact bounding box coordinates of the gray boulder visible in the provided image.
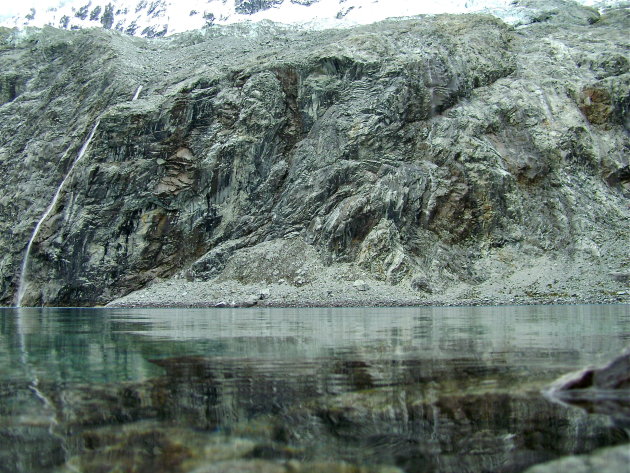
[523,444,630,473]
[546,350,630,428]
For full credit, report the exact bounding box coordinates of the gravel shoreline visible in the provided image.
[106,277,630,309]
[104,240,630,310]
[107,298,630,309]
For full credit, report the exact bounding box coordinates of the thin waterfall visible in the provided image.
[15,121,100,307]
[132,85,142,101]
[15,84,141,306]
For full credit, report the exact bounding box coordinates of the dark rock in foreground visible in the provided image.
[546,349,630,429]
[523,444,630,473]
[530,351,630,473]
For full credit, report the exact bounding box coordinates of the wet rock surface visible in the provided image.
[546,350,630,429]
[528,351,630,473]
[0,1,629,307]
[523,444,630,473]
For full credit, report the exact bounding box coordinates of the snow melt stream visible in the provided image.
[15,120,100,307]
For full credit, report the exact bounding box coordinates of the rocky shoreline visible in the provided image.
[108,295,630,309]
[107,238,630,308]
[106,267,630,309]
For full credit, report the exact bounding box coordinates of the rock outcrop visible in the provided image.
[0,0,628,306]
[546,349,630,429]
[529,351,630,473]
[523,444,630,473]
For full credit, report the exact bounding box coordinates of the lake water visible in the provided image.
[1,304,629,473]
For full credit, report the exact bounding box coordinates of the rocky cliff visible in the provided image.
[0,0,628,306]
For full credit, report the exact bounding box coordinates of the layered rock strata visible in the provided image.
[0,0,628,306]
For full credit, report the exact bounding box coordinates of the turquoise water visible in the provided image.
[1,304,629,472]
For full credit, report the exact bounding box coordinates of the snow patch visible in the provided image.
[1,0,628,37]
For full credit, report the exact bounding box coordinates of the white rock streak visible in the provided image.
[132,85,143,101]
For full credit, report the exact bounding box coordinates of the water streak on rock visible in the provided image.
[15,121,101,307]
[132,85,143,101]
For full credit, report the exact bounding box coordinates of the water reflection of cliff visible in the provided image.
[3,352,628,473]
[2,306,629,473]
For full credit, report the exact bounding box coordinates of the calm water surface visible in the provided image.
[1,304,629,473]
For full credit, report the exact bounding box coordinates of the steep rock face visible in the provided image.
[0,1,628,306]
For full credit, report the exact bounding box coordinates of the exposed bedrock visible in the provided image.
[0,1,628,305]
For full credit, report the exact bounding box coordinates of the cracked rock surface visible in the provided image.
[0,0,628,306]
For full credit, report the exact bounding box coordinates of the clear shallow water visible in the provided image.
[1,304,629,473]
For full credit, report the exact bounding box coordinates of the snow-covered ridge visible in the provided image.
[1,0,627,37]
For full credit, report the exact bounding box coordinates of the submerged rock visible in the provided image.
[3,348,628,473]
[523,443,630,473]
[545,350,630,428]
[534,350,630,473]
[556,351,630,391]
